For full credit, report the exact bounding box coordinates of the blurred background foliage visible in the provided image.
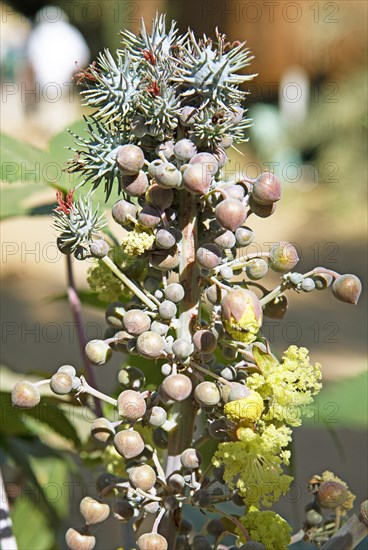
[0,1,367,549]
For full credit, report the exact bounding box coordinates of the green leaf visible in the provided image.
[0,134,49,184]
[11,494,55,550]
[47,289,110,309]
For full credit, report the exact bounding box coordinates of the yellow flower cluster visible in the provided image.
[88,258,123,302]
[237,508,292,550]
[224,391,264,423]
[121,226,155,257]
[246,346,322,426]
[213,424,293,507]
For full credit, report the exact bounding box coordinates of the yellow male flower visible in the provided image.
[121,226,155,257]
[237,508,292,550]
[224,391,264,424]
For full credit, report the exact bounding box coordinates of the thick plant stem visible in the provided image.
[164,190,201,546]
[66,255,103,417]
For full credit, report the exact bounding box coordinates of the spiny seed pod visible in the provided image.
[136,331,165,359]
[117,389,146,421]
[58,364,76,377]
[90,239,109,258]
[174,139,197,161]
[164,282,185,303]
[123,309,151,336]
[136,533,168,550]
[80,497,110,525]
[65,528,96,550]
[159,300,177,320]
[252,172,281,205]
[305,509,323,526]
[121,170,148,197]
[194,331,217,355]
[194,381,221,407]
[172,338,193,359]
[248,195,276,218]
[50,372,73,395]
[224,184,245,201]
[332,274,362,305]
[146,405,167,427]
[114,429,144,459]
[12,381,40,408]
[189,152,218,176]
[180,106,197,126]
[192,535,211,550]
[105,302,126,329]
[215,198,247,232]
[91,417,115,443]
[150,248,180,270]
[269,242,299,272]
[138,205,162,228]
[112,199,137,225]
[156,229,176,250]
[221,288,263,344]
[146,183,173,210]
[129,464,156,491]
[151,320,169,336]
[214,229,236,249]
[180,448,201,469]
[156,140,174,160]
[162,374,192,401]
[182,164,212,195]
[235,226,254,247]
[113,500,135,522]
[85,339,112,365]
[196,244,222,269]
[116,144,145,175]
[168,473,185,492]
[246,258,269,280]
[317,481,349,509]
[155,162,182,189]
[118,366,145,389]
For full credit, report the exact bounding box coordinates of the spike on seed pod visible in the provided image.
[162,374,192,401]
[332,274,362,305]
[121,171,148,197]
[117,389,146,421]
[12,381,40,409]
[215,198,247,232]
[252,172,281,205]
[221,288,263,344]
[65,528,96,550]
[268,242,299,272]
[91,417,115,443]
[80,496,110,525]
[180,448,201,469]
[116,144,145,175]
[136,533,168,550]
[114,429,144,459]
[123,309,151,336]
[50,372,73,395]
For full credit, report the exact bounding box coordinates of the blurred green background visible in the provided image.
[1,1,367,548]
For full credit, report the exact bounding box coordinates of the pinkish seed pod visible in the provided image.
[114,429,144,459]
[90,239,109,258]
[223,184,245,201]
[85,340,112,365]
[317,481,349,509]
[189,152,218,176]
[155,140,174,161]
[162,374,192,401]
[269,242,299,272]
[194,381,221,407]
[138,205,162,228]
[182,164,212,195]
[123,309,151,336]
[180,448,201,469]
[192,329,217,353]
[12,381,40,409]
[50,372,73,395]
[252,172,281,205]
[136,331,165,359]
[116,144,145,175]
[174,139,197,162]
[91,418,115,443]
[214,229,236,250]
[146,183,174,210]
[196,244,222,269]
[150,248,180,271]
[121,170,148,197]
[117,389,146,421]
[65,528,96,550]
[248,195,276,218]
[215,198,247,232]
[332,274,362,305]
[79,497,110,525]
[155,162,182,189]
